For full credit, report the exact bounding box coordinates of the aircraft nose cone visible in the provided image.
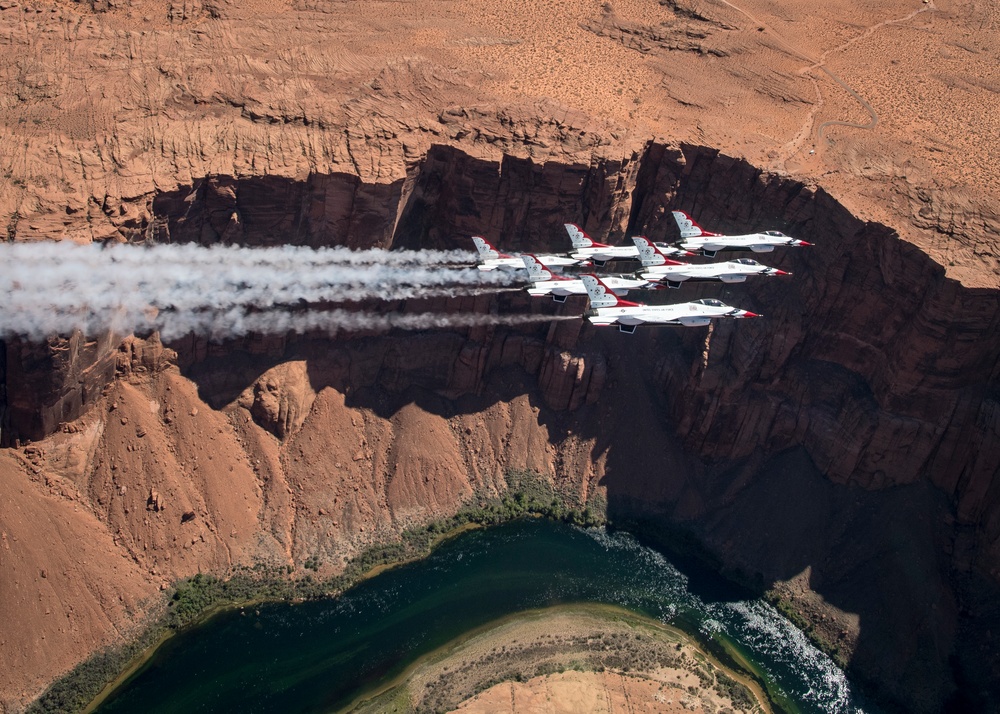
[742,311,761,318]
[798,240,812,246]
[774,269,790,276]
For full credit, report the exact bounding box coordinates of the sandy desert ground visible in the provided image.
[0,0,996,279]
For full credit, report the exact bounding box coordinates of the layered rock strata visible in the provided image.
[1,143,998,713]
[1,0,999,711]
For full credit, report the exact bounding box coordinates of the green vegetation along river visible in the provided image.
[96,520,876,713]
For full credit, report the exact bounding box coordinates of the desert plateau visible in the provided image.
[0,0,998,712]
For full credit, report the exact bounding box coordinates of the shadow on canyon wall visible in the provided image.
[4,143,999,712]
[169,322,992,713]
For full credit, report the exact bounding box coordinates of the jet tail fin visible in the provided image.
[564,223,609,249]
[472,236,505,260]
[671,210,708,239]
[632,236,686,267]
[581,274,641,309]
[521,254,555,282]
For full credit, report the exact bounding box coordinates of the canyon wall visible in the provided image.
[2,143,999,712]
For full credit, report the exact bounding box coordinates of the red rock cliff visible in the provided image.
[2,143,998,713]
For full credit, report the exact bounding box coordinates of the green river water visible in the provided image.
[96,520,876,714]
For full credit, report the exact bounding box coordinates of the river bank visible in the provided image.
[347,603,770,713]
[88,519,869,714]
[30,475,602,714]
[614,518,854,671]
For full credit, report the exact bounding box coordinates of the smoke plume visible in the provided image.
[0,241,561,340]
[155,308,573,340]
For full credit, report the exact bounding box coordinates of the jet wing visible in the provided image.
[587,314,623,327]
[539,254,589,267]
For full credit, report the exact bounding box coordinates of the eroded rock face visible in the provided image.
[628,147,1000,529]
[538,349,606,411]
[238,361,316,439]
[1,332,120,447]
[2,143,999,713]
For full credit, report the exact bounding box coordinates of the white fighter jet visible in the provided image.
[581,274,760,333]
[472,236,589,272]
[671,210,811,257]
[632,236,791,288]
[521,254,657,302]
[565,224,691,266]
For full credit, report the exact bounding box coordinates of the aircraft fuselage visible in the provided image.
[678,232,810,256]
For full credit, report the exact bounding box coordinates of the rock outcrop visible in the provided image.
[1,333,120,447]
[238,361,315,440]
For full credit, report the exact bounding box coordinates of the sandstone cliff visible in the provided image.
[3,142,998,713]
[1,0,999,712]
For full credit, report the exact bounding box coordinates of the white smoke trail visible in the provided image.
[0,241,552,340]
[9,241,477,268]
[154,309,576,340]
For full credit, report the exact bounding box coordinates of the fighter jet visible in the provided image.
[472,236,589,272]
[565,224,690,266]
[521,254,657,302]
[671,211,811,257]
[581,274,760,333]
[632,236,791,288]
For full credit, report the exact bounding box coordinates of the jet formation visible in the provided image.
[470,210,808,332]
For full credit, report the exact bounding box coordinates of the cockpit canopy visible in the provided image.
[693,298,725,307]
[762,230,787,237]
[733,258,760,265]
